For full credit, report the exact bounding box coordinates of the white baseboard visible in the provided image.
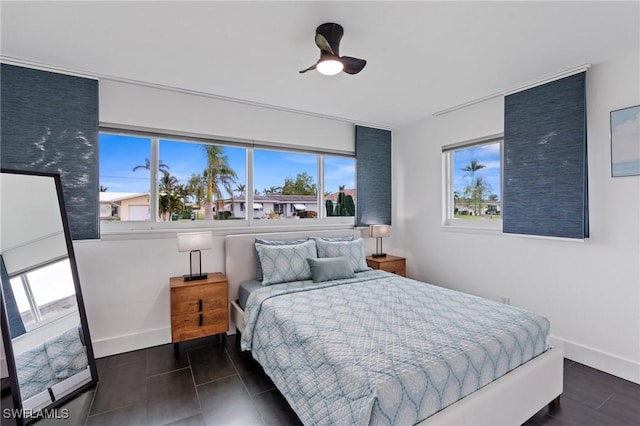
[550,335,639,384]
[91,327,171,358]
[89,329,639,385]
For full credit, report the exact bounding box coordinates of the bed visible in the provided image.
[226,230,563,426]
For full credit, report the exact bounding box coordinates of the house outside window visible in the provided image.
[443,135,502,229]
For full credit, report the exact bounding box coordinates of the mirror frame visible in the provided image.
[0,169,98,425]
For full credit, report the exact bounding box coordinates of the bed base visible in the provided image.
[225,230,563,426]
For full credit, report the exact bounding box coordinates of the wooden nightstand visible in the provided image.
[170,272,228,357]
[366,255,406,277]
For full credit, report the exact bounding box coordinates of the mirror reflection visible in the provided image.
[1,170,96,420]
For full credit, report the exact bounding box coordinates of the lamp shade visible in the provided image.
[177,232,212,252]
[370,225,391,238]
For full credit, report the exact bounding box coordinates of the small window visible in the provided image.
[10,259,77,328]
[254,149,318,220]
[443,137,502,228]
[99,134,152,221]
[158,139,246,221]
[324,156,356,217]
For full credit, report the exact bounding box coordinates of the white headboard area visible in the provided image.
[225,228,362,304]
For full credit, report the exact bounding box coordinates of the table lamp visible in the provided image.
[177,231,212,281]
[369,225,390,258]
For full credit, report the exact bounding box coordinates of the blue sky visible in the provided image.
[452,142,501,199]
[99,134,355,195]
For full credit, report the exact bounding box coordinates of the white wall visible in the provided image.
[74,81,358,358]
[391,53,640,383]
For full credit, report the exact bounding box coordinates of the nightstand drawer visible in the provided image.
[171,284,227,314]
[171,309,228,342]
[378,260,406,276]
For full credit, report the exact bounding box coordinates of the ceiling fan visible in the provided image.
[299,23,367,76]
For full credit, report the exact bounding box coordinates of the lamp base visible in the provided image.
[183,273,208,281]
[371,253,387,258]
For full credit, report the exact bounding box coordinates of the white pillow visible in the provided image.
[255,239,317,285]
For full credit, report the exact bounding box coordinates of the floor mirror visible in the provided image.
[0,169,98,425]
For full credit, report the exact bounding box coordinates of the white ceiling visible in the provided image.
[1,1,638,129]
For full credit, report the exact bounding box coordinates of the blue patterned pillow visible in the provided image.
[255,239,317,285]
[254,238,308,280]
[315,238,371,272]
[308,236,354,242]
[44,327,89,379]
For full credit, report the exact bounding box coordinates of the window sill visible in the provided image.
[441,223,503,235]
[94,217,356,241]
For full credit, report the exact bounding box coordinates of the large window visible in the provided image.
[99,130,355,228]
[443,136,502,228]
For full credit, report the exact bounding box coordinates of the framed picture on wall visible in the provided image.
[611,105,640,177]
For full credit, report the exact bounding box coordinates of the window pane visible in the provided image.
[254,149,318,219]
[451,142,501,219]
[99,134,151,221]
[27,259,77,321]
[9,277,35,326]
[324,156,356,217]
[159,140,246,221]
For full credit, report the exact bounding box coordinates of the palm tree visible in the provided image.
[263,186,282,195]
[202,145,238,220]
[187,173,205,206]
[132,158,170,173]
[99,185,108,192]
[158,171,178,194]
[462,160,486,179]
[234,184,246,196]
[464,176,492,215]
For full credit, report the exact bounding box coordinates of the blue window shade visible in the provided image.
[503,72,588,239]
[0,256,26,339]
[355,125,392,227]
[1,64,99,240]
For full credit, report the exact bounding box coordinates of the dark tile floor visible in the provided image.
[2,336,639,425]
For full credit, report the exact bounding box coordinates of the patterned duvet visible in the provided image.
[241,270,550,426]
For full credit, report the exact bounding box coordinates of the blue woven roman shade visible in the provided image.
[0,64,99,240]
[0,256,26,339]
[503,72,588,239]
[355,125,392,227]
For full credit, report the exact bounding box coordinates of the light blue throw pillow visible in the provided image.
[315,238,371,273]
[256,239,317,285]
[307,257,355,283]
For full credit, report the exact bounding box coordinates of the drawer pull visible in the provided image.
[199,314,203,326]
[198,299,203,311]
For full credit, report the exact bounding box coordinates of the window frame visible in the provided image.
[99,127,356,235]
[442,133,503,231]
[8,257,79,332]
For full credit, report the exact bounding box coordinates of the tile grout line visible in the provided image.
[224,340,269,425]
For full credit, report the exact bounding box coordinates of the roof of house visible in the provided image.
[99,192,149,203]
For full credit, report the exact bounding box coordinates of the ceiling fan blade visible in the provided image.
[341,56,367,74]
[315,34,334,54]
[298,63,317,74]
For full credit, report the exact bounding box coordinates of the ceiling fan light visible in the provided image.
[316,59,343,75]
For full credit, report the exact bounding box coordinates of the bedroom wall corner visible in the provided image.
[392,52,640,383]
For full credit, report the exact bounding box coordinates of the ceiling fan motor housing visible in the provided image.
[316,23,344,57]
